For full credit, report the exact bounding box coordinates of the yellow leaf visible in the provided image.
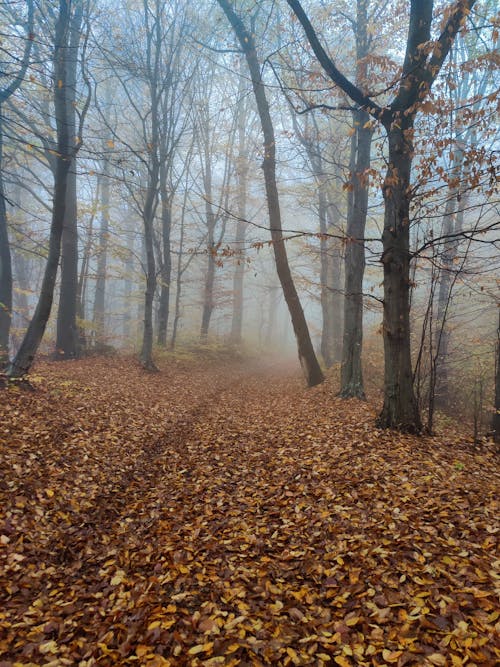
[110,569,125,586]
[427,654,447,666]
[382,649,403,663]
[147,620,161,630]
[334,657,351,667]
[45,488,54,498]
[106,139,114,148]
[39,640,58,654]
[188,644,210,655]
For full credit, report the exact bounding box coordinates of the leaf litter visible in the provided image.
[0,356,498,666]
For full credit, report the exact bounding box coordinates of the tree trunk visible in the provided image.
[217,0,324,387]
[0,107,12,368]
[140,202,158,370]
[493,309,500,444]
[8,0,72,378]
[340,110,372,398]
[93,159,110,347]
[55,2,83,360]
[230,80,249,345]
[376,122,421,432]
[434,147,464,408]
[318,185,335,367]
[157,188,172,346]
[200,238,216,343]
[55,157,78,358]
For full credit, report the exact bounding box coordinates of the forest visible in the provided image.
[0,0,499,665]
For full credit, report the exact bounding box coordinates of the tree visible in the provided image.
[217,0,324,387]
[55,0,89,360]
[340,0,373,399]
[287,0,476,430]
[8,0,78,378]
[0,0,34,367]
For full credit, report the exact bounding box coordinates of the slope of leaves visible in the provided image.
[0,356,498,666]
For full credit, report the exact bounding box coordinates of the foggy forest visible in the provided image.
[0,0,499,664]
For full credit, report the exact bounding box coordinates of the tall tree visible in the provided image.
[55,0,88,359]
[340,0,373,398]
[8,0,77,378]
[287,0,476,430]
[217,0,324,387]
[0,0,34,367]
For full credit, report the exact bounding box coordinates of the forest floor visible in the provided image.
[0,355,498,667]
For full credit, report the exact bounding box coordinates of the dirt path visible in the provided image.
[0,356,498,665]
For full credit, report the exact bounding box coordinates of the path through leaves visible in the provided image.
[0,357,498,666]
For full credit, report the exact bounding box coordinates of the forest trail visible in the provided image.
[0,356,498,666]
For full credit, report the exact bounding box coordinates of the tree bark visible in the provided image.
[340,110,372,398]
[217,0,324,387]
[230,74,250,345]
[93,157,110,347]
[55,2,83,359]
[157,185,172,346]
[376,121,421,431]
[8,0,72,378]
[0,108,12,368]
[493,309,500,445]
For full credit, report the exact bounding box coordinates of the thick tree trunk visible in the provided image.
[376,123,421,432]
[55,3,83,360]
[218,0,324,387]
[340,110,372,398]
[55,158,78,358]
[8,0,72,378]
[0,108,12,367]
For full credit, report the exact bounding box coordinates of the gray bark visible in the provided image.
[55,2,84,359]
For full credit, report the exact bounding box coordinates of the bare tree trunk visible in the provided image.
[0,108,12,368]
[140,191,158,370]
[217,0,324,386]
[200,149,216,343]
[376,122,421,431]
[55,2,83,360]
[157,185,172,346]
[230,75,250,345]
[340,110,372,397]
[8,0,72,378]
[93,158,110,347]
[318,186,335,367]
[434,147,464,408]
[493,309,500,445]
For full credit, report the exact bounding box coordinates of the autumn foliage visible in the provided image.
[0,357,498,665]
